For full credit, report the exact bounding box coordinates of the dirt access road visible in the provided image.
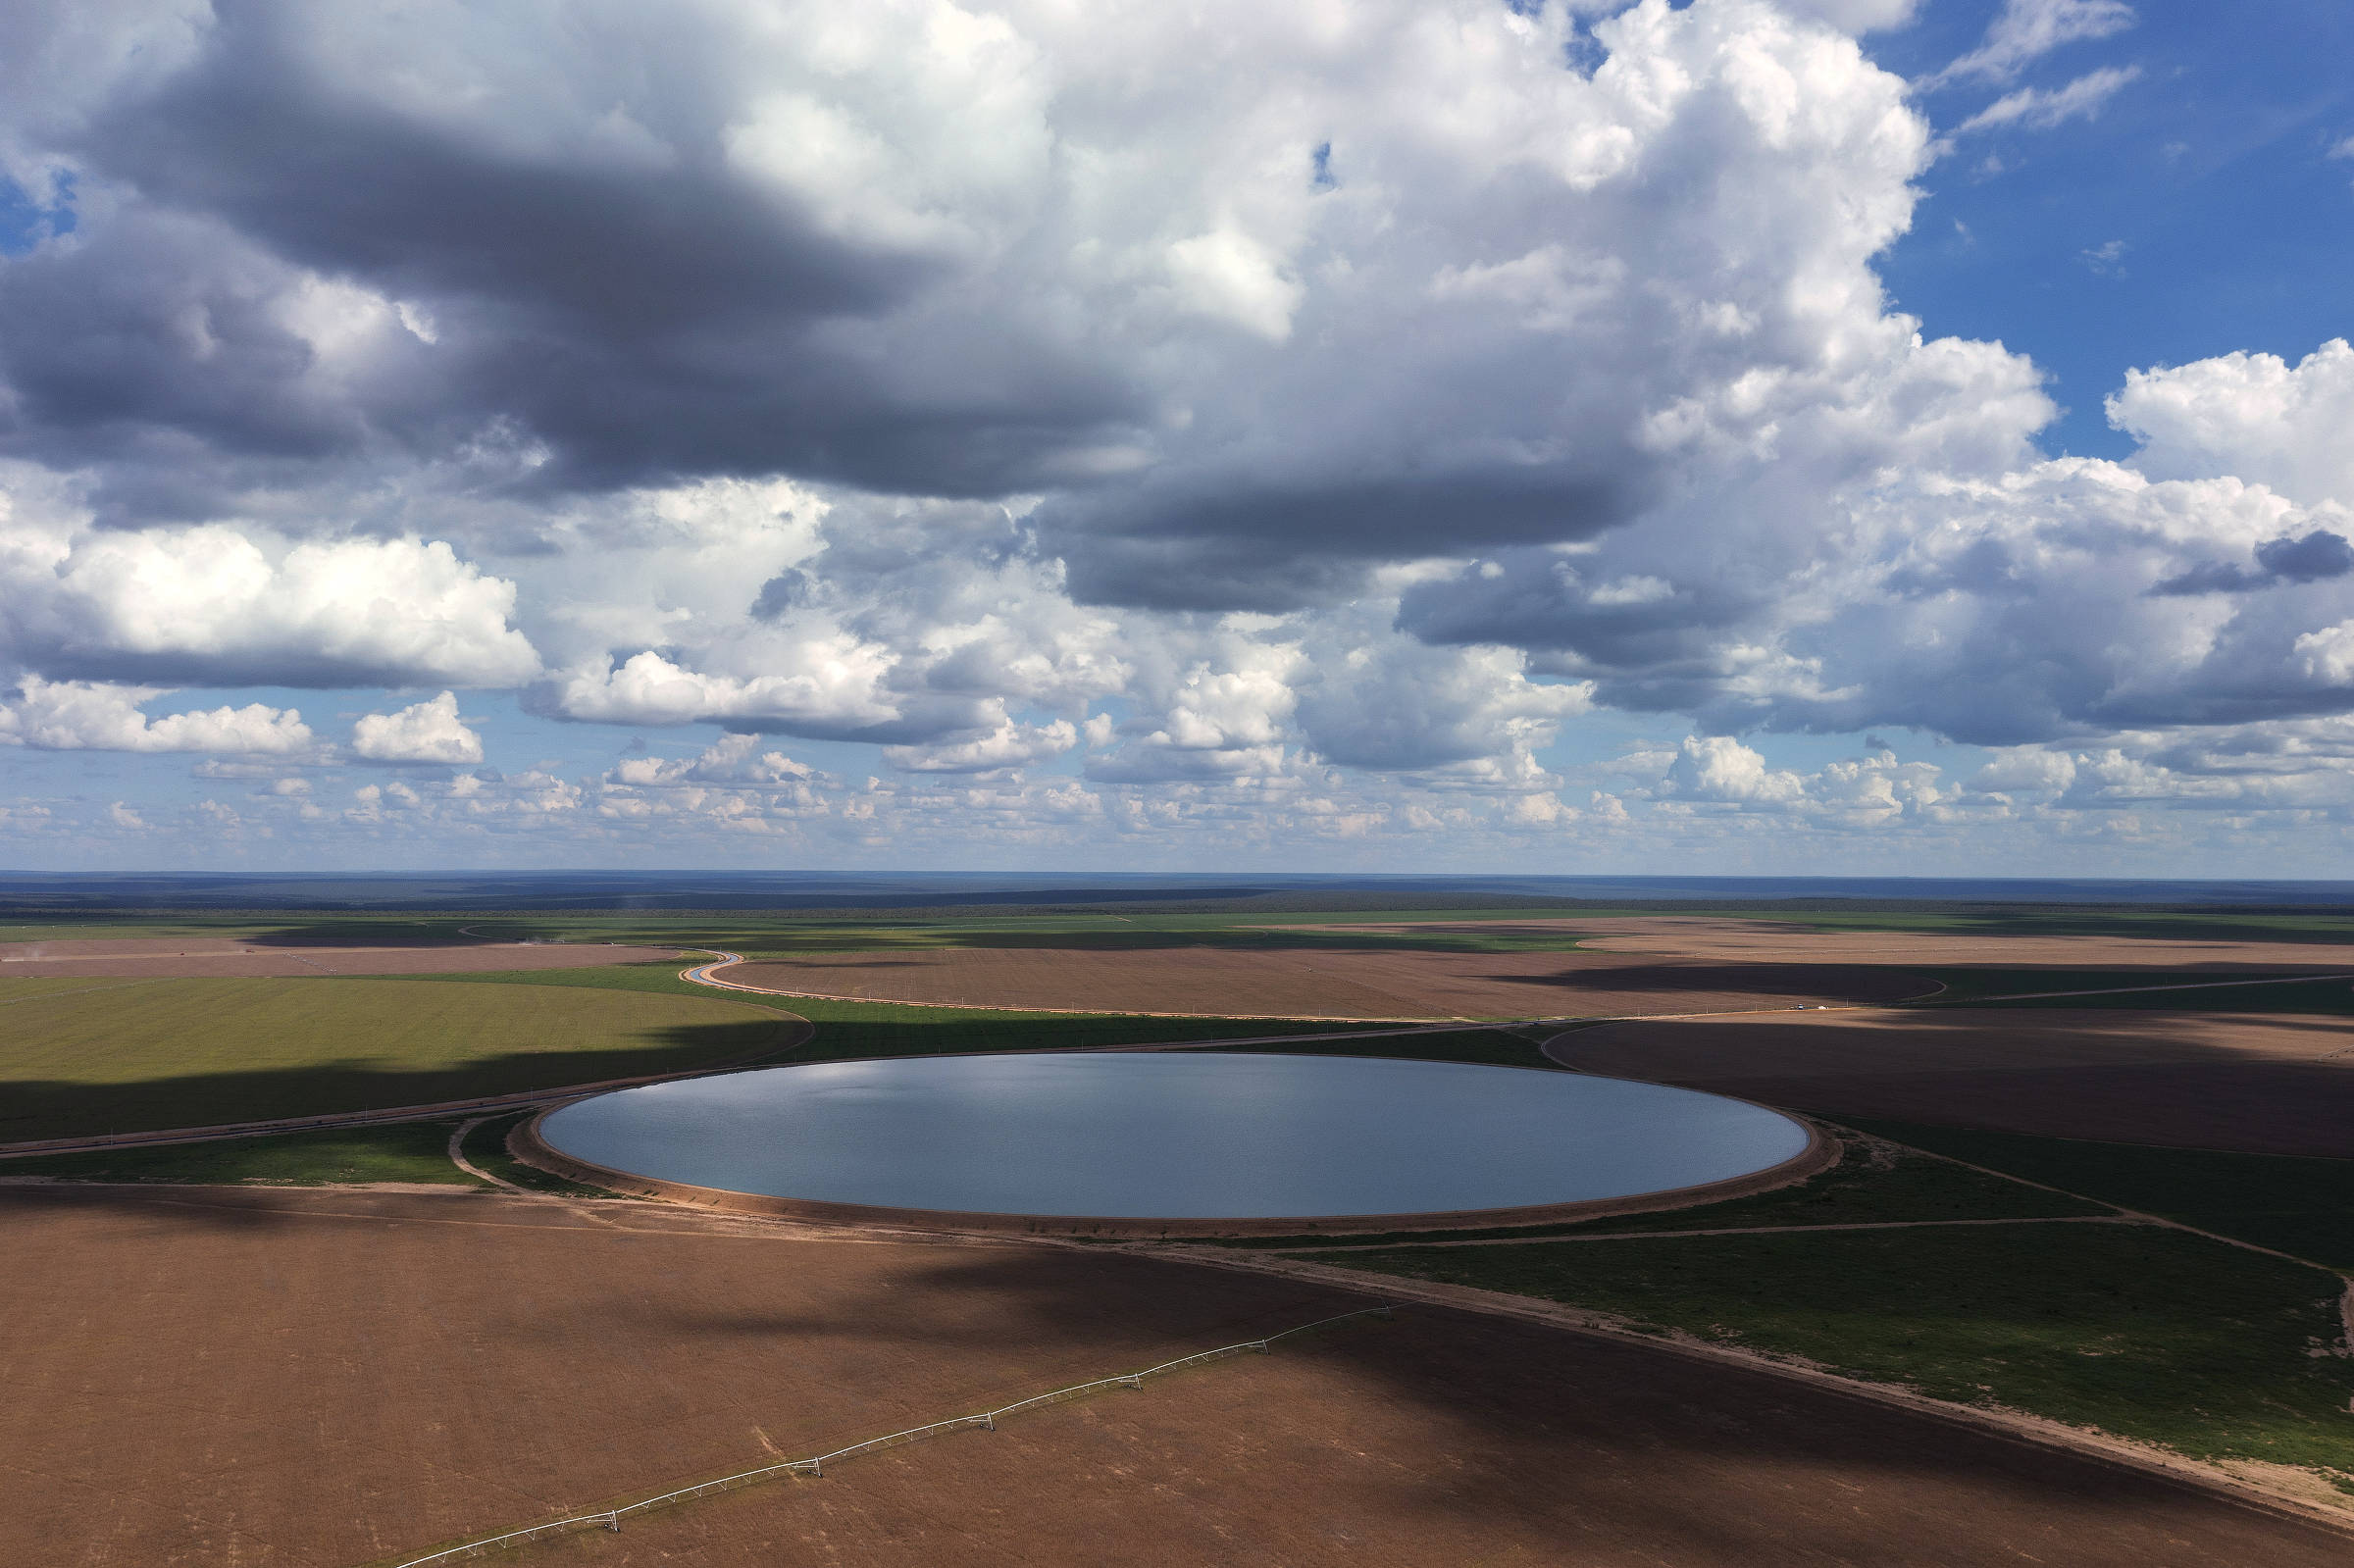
[714,916,2354,1021]
[717,943,1928,1020]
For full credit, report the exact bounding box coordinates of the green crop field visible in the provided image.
[1336,1222,2354,1475]
[0,976,801,1141]
[1846,1118,2354,1270]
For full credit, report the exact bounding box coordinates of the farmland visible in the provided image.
[4,900,2354,1561]
[2,1184,2342,1568]
[1339,1223,2354,1475]
[716,943,1928,1019]
[0,934,686,977]
[1550,1007,2354,1155]
[0,976,800,1140]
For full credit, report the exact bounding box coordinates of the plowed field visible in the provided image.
[1552,1008,2354,1155]
[722,947,1928,1019]
[4,1186,2341,1568]
[0,936,681,977]
[1316,918,2354,974]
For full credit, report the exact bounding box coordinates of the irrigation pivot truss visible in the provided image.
[382,1303,1400,1567]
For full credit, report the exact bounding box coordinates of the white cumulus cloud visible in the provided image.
[0,677,312,753]
[350,691,484,764]
[885,716,1079,775]
[0,483,539,689]
[2109,338,2354,513]
[7,0,2354,869]
[609,733,820,787]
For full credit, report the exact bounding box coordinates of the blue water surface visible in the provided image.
[539,1052,1810,1220]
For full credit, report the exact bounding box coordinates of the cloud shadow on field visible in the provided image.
[21,1185,2336,1565]
[1552,1004,2354,1157]
[476,1231,2350,1565]
[1465,962,1932,1002]
[0,1020,798,1143]
[0,1000,1415,1147]
[8,1078,2352,1563]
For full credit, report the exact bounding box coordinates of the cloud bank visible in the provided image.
[0,0,2344,868]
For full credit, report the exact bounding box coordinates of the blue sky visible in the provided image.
[2,0,2352,875]
[1877,0,2354,459]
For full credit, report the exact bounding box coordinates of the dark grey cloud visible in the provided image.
[1397,550,1728,674]
[4,1,1143,503]
[748,570,815,622]
[0,0,1945,613]
[12,0,2354,835]
[1046,469,1646,611]
[0,208,384,461]
[2151,530,2354,595]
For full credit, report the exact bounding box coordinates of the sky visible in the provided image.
[1,0,2351,877]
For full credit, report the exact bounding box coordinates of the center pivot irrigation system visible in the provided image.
[384,1303,1400,1567]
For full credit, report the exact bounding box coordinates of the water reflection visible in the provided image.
[541,1052,1809,1219]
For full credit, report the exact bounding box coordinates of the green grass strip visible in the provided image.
[0,1119,482,1187]
[1334,1223,2354,1473]
[1843,1118,2354,1271]
[458,1111,619,1197]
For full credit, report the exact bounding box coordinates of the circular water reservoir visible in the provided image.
[538,1052,1811,1221]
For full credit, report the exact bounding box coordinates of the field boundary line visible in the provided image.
[680,949,1534,1042]
[1798,1117,2354,1344]
[1253,1213,2147,1252]
[1916,972,2354,1006]
[678,948,1440,1022]
[374,1304,1398,1568]
[678,950,1928,1029]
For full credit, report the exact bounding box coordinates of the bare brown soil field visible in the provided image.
[723,947,1927,1020]
[1553,1009,2354,1156]
[3,1187,2343,1568]
[0,937,680,978]
[1320,917,2354,973]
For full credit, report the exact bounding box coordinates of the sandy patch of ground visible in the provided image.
[0,936,680,977]
[1320,918,2354,973]
[3,1185,2343,1567]
[722,946,1926,1020]
[1552,1009,2354,1155]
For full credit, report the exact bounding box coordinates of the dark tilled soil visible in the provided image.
[3,1186,2344,1567]
[1554,1009,2354,1156]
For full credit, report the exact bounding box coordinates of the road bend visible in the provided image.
[13,949,2344,1161]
